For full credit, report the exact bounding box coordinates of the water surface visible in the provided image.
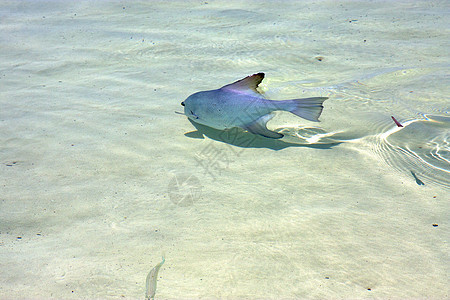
[0,1,448,299]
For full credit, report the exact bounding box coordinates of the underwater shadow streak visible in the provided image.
[185,119,341,150]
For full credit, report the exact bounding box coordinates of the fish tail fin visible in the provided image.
[282,97,328,122]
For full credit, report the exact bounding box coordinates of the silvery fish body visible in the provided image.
[182,73,327,139]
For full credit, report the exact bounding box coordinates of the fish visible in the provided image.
[181,73,328,139]
[145,256,165,300]
[391,116,403,127]
[410,170,425,185]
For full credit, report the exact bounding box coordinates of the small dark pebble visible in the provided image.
[17,236,22,239]
[325,276,330,279]
[432,224,438,227]
[367,288,371,291]
[315,56,324,61]
[433,196,436,198]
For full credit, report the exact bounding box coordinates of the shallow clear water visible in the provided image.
[1,1,448,299]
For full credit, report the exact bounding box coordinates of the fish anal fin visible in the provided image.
[244,113,283,139]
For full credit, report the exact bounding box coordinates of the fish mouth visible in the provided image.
[187,109,199,119]
[190,110,199,119]
[179,101,198,119]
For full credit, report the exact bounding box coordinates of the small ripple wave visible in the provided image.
[370,115,449,188]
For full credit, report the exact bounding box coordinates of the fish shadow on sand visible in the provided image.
[185,119,341,150]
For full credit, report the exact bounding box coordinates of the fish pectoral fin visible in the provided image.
[244,114,283,139]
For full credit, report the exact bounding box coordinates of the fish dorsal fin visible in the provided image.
[221,73,265,96]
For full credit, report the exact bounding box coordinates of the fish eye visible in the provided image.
[181,102,185,106]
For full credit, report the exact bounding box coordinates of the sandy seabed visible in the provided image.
[1,1,448,299]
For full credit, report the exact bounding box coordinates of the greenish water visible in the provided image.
[0,1,448,299]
